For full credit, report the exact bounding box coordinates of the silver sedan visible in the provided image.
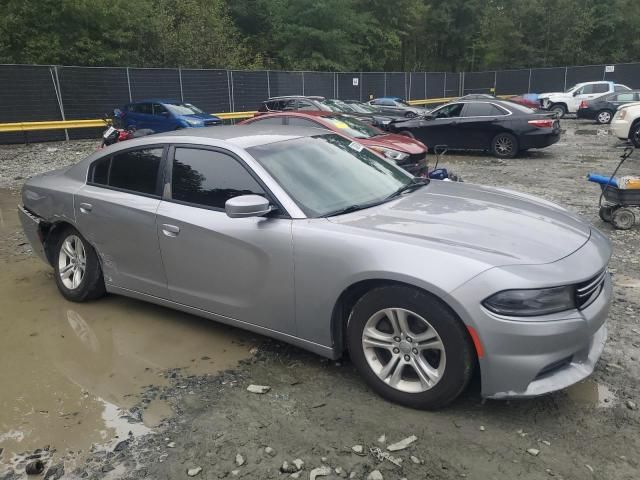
[19,126,612,408]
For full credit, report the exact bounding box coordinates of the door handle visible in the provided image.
[79,202,92,213]
[161,224,180,237]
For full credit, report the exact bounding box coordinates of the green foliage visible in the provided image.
[0,0,638,71]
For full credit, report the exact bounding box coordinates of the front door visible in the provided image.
[418,102,465,148]
[156,146,295,333]
[75,146,168,298]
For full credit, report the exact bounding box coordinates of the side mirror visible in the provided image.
[225,195,272,218]
[573,91,580,97]
[423,113,434,120]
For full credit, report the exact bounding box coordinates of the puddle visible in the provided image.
[0,189,253,466]
[566,380,616,408]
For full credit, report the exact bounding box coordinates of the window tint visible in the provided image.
[580,85,593,94]
[91,148,163,196]
[379,99,396,106]
[463,102,506,117]
[282,100,297,111]
[615,84,630,92]
[153,103,168,116]
[133,103,152,114]
[432,103,464,118]
[249,116,285,125]
[592,84,609,94]
[171,148,265,209]
[287,117,323,128]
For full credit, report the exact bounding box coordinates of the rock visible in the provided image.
[281,461,297,473]
[321,457,328,463]
[290,472,301,479]
[264,446,276,456]
[410,455,422,464]
[114,439,130,452]
[46,147,59,153]
[187,466,203,477]
[367,470,384,480]
[479,426,486,431]
[335,466,346,477]
[387,435,418,451]
[377,434,386,444]
[247,385,271,394]
[310,466,332,480]
[25,460,45,475]
[235,454,245,467]
[44,463,65,480]
[626,400,637,410]
[349,473,357,479]
[351,445,364,454]
[541,440,551,446]
[527,448,540,456]
[231,470,240,476]
[292,459,304,471]
[101,464,114,473]
[167,442,176,448]
[585,464,594,473]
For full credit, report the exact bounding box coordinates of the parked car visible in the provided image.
[368,97,428,118]
[610,102,640,147]
[388,99,560,158]
[320,99,398,128]
[538,81,630,118]
[457,94,495,100]
[121,100,221,132]
[240,111,428,175]
[19,125,612,409]
[256,96,331,114]
[577,90,640,124]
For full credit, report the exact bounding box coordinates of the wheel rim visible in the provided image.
[552,106,564,115]
[495,135,514,156]
[598,111,611,123]
[58,235,86,290]
[614,210,635,229]
[633,126,640,146]
[361,308,446,393]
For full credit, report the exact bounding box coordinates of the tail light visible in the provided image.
[528,119,554,128]
[579,101,588,109]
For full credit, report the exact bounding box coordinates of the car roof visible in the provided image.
[130,99,181,104]
[266,96,325,101]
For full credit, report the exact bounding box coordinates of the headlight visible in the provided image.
[185,118,203,126]
[618,110,627,120]
[370,146,409,161]
[483,286,575,316]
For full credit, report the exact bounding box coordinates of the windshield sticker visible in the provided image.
[349,141,364,152]
[334,121,349,129]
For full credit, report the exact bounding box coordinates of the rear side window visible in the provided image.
[297,100,317,111]
[171,148,265,209]
[615,84,630,92]
[132,103,152,114]
[90,148,163,196]
[615,93,635,102]
[463,103,507,117]
[592,84,609,94]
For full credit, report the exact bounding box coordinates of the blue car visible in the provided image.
[121,99,221,132]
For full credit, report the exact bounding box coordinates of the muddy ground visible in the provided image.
[0,121,639,480]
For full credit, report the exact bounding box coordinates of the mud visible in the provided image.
[1,120,640,479]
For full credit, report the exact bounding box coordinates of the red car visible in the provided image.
[240,111,428,175]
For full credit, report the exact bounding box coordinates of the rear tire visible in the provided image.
[346,285,474,409]
[549,104,566,118]
[599,205,614,223]
[491,132,519,159]
[53,227,105,302]
[630,122,640,148]
[596,110,613,125]
[611,208,636,230]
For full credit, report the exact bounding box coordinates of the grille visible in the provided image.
[575,269,607,310]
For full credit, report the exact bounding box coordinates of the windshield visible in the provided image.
[165,103,205,115]
[322,100,355,113]
[347,102,378,114]
[323,114,382,138]
[248,134,412,217]
[397,99,411,106]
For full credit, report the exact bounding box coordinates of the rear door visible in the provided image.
[572,83,609,111]
[458,102,510,149]
[75,146,168,298]
[156,146,295,333]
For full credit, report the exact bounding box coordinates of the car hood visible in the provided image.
[327,181,591,266]
[181,113,221,121]
[538,92,567,100]
[363,133,427,154]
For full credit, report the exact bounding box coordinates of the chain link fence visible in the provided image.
[2,62,640,143]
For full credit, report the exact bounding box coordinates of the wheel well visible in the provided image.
[41,221,74,265]
[330,279,476,358]
[550,102,567,110]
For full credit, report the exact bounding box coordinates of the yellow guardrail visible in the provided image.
[0,96,517,133]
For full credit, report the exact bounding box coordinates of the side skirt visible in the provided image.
[107,285,339,360]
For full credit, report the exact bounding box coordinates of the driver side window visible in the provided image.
[433,103,464,119]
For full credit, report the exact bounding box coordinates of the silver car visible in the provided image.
[19,126,612,409]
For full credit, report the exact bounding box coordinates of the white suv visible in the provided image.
[611,102,640,147]
[538,81,630,117]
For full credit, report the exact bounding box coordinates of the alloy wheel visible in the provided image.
[597,111,612,124]
[361,307,446,393]
[58,235,87,290]
[494,135,514,156]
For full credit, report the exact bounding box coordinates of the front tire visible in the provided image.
[611,208,636,230]
[596,110,613,124]
[491,132,518,158]
[347,285,474,409]
[405,111,417,118]
[549,104,566,118]
[630,122,640,148]
[54,227,105,302]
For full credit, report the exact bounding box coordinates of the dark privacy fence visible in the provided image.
[2,62,640,143]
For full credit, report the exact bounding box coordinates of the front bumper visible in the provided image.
[610,118,631,140]
[445,227,612,398]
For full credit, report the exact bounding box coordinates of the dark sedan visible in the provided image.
[388,100,560,158]
[577,91,640,124]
